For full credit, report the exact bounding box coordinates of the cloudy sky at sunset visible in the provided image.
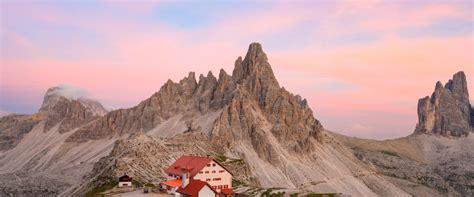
[1,0,473,139]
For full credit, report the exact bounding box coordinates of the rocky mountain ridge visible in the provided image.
[67,43,323,159]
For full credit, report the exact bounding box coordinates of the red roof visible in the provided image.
[165,155,213,177]
[221,188,234,195]
[176,179,216,197]
[160,179,182,187]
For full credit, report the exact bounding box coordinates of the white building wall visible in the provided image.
[167,174,181,180]
[171,187,179,196]
[198,185,216,197]
[193,161,232,193]
[118,181,132,187]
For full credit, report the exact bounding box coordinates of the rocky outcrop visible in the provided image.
[39,86,108,133]
[39,86,107,116]
[0,114,41,151]
[67,72,221,141]
[415,71,472,137]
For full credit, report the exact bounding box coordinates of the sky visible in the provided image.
[1,0,473,139]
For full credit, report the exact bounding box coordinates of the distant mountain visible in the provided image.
[0,86,107,151]
[40,86,108,134]
[415,71,473,136]
[0,43,472,196]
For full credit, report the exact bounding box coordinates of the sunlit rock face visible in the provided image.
[415,71,472,137]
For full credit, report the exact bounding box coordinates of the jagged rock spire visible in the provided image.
[415,71,472,137]
[232,43,279,88]
[445,71,469,104]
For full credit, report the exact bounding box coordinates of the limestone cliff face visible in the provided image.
[39,86,108,133]
[212,43,322,161]
[67,71,223,141]
[0,114,41,151]
[415,71,472,137]
[67,43,324,161]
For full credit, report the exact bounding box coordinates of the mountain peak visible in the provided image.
[232,42,279,88]
[245,42,267,62]
[445,71,469,102]
[36,85,108,133]
[39,85,86,112]
[415,71,472,137]
[69,42,322,157]
[39,85,107,116]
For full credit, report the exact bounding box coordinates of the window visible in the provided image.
[212,170,216,173]
[199,171,203,174]
[224,185,228,189]
[212,163,216,167]
[212,186,217,189]
[207,164,211,167]
[168,173,172,176]
[205,171,209,174]
[213,178,221,181]
[218,170,224,173]
[206,178,211,181]
[218,185,222,189]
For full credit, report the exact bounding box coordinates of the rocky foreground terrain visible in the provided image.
[0,43,472,196]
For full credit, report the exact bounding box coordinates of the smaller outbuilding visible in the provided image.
[118,174,133,187]
[160,179,182,195]
[176,179,217,197]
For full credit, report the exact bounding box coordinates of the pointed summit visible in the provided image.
[244,42,268,65]
[445,71,469,104]
[232,42,279,88]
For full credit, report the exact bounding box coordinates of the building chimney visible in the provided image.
[182,169,190,188]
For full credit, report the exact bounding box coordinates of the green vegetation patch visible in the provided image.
[227,158,244,164]
[145,182,155,187]
[381,150,400,157]
[215,154,228,162]
[232,179,247,187]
